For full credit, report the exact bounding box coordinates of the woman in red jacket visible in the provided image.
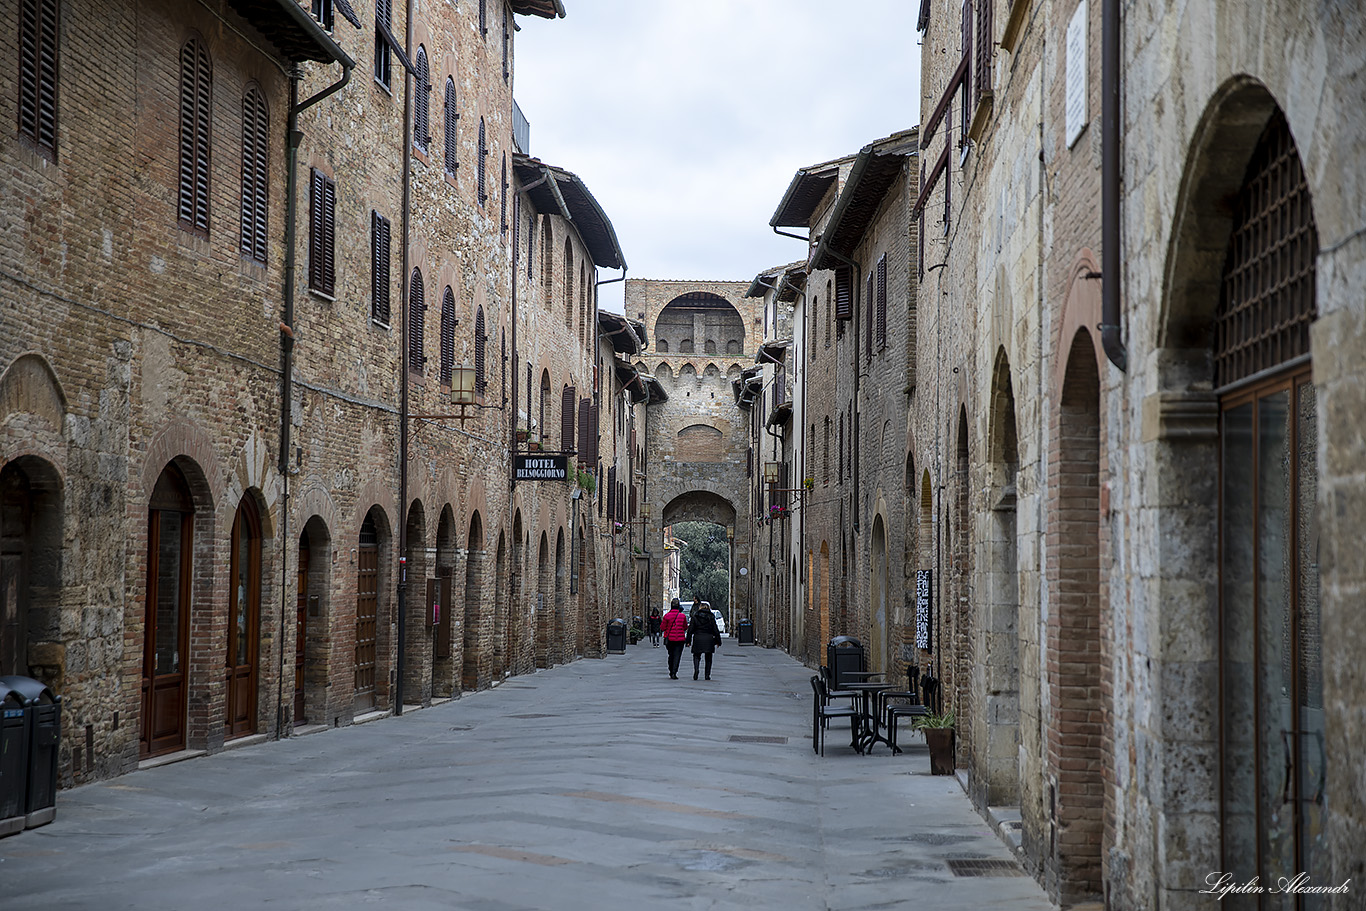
[660,598,689,679]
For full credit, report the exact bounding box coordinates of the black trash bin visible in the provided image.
[0,679,28,838]
[0,676,60,830]
[606,619,628,654]
[737,618,755,646]
[826,636,866,688]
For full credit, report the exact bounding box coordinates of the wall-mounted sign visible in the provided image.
[514,454,568,481]
[1065,0,1088,148]
[915,569,933,651]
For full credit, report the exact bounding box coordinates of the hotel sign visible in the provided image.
[514,454,568,481]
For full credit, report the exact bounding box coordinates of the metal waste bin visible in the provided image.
[0,680,28,837]
[826,636,866,688]
[606,618,628,654]
[0,676,61,830]
[737,618,755,646]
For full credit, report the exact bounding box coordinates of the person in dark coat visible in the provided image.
[685,603,721,680]
[648,607,662,647]
[660,599,689,679]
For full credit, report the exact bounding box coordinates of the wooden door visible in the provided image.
[294,534,309,723]
[225,499,260,738]
[355,517,378,711]
[1,465,30,676]
[142,466,193,758]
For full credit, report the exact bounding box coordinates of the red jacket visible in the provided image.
[661,608,689,642]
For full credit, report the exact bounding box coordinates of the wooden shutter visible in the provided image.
[369,209,389,320]
[565,239,574,326]
[374,0,392,87]
[477,118,487,204]
[876,255,888,351]
[178,38,211,236]
[474,306,486,393]
[408,269,426,372]
[606,466,617,520]
[975,0,993,104]
[479,0,487,35]
[240,88,269,263]
[866,271,874,361]
[18,0,59,157]
[578,400,591,465]
[960,0,973,142]
[839,413,844,482]
[502,6,510,81]
[500,155,508,233]
[312,171,338,297]
[835,267,853,321]
[588,402,600,464]
[440,287,456,385]
[444,79,458,175]
[562,386,576,452]
[413,47,429,150]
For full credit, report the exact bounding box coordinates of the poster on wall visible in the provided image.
[915,569,933,650]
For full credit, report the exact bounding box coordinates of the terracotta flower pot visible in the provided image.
[923,728,955,775]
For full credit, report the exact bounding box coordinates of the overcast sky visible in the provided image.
[514,1,923,312]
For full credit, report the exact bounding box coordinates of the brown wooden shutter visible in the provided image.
[835,267,853,321]
[444,79,458,175]
[413,47,430,151]
[501,155,508,233]
[976,0,993,104]
[314,172,340,297]
[440,287,455,385]
[876,255,888,351]
[589,403,600,464]
[960,0,973,142]
[578,399,590,464]
[866,271,874,361]
[369,209,389,321]
[178,38,211,236]
[606,466,617,520]
[408,269,426,372]
[240,88,269,263]
[474,306,486,393]
[502,5,510,82]
[562,386,576,451]
[18,0,59,157]
[477,118,487,204]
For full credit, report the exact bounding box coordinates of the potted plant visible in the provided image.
[913,711,956,775]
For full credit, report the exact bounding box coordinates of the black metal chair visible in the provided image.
[884,665,930,753]
[819,664,859,706]
[811,675,862,756]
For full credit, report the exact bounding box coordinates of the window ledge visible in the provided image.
[968,92,995,144]
[370,318,391,330]
[308,287,336,303]
[1000,0,1031,53]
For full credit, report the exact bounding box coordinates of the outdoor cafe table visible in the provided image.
[841,681,896,754]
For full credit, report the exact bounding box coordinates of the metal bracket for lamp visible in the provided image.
[409,365,501,424]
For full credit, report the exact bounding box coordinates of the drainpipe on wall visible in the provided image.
[1101,0,1126,372]
[279,53,354,738]
[395,0,416,716]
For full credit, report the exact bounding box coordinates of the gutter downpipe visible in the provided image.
[396,0,415,716]
[1101,0,1126,371]
[280,54,354,738]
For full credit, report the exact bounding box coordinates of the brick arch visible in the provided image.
[660,489,737,529]
[141,421,226,511]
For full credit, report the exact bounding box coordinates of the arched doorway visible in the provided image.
[296,517,331,726]
[433,506,457,698]
[404,500,428,705]
[462,512,484,691]
[225,494,263,738]
[536,532,550,668]
[870,514,888,674]
[1,457,62,684]
[354,508,389,713]
[142,463,195,757]
[553,529,566,666]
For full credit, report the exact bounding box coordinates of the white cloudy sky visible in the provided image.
[513,1,923,312]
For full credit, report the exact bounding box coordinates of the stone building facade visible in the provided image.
[626,280,757,626]
[1,0,642,792]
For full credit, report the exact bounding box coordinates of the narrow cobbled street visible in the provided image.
[0,645,1051,911]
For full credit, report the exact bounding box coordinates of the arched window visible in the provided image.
[413,46,430,152]
[240,87,269,263]
[474,305,486,394]
[440,286,456,386]
[408,269,425,373]
[178,37,212,236]
[477,117,487,205]
[443,77,457,176]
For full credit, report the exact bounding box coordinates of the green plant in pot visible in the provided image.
[912,711,956,775]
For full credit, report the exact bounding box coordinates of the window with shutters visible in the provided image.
[312,0,334,30]
[440,286,456,386]
[240,87,269,264]
[477,117,487,205]
[824,417,831,485]
[368,210,389,321]
[866,271,875,362]
[607,466,616,520]
[578,400,591,465]
[374,0,392,89]
[413,47,430,152]
[876,254,888,352]
[810,297,818,356]
[839,412,845,482]
[500,154,508,233]
[479,0,487,36]
[474,306,486,394]
[825,281,832,347]
[541,220,553,297]
[17,0,59,159]
[309,169,337,296]
[178,38,212,237]
[443,78,458,176]
[975,0,994,107]
[564,239,574,327]
[502,5,510,82]
[562,385,576,451]
[579,264,587,346]
[960,0,973,144]
[835,267,852,324]
[408,269,426,373]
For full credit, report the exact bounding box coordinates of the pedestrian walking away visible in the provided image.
[686,602,721,680]
[661,598,688,678]
[648,607,662,647]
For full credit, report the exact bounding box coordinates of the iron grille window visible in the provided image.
[443,78,458,175]
[408,269,426,373]
[413,47,430,151]
[477,117,487,205]
[474,306,486,393]
[562,385,576,451]
[178,38,212,237]
[1215,111,1318,387]
[368,210,389,320]
[17,0,58,158]
[240,88,269,263]
[440,286,456,385]
[876,254,888,351]
[308,169,337,296]
[374,0,392,89]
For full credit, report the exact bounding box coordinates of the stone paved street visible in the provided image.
[0,645,1053,911]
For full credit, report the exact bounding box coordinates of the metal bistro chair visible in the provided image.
[819,664,859,707]
[811,675,862,756]
[884,665,930,754]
